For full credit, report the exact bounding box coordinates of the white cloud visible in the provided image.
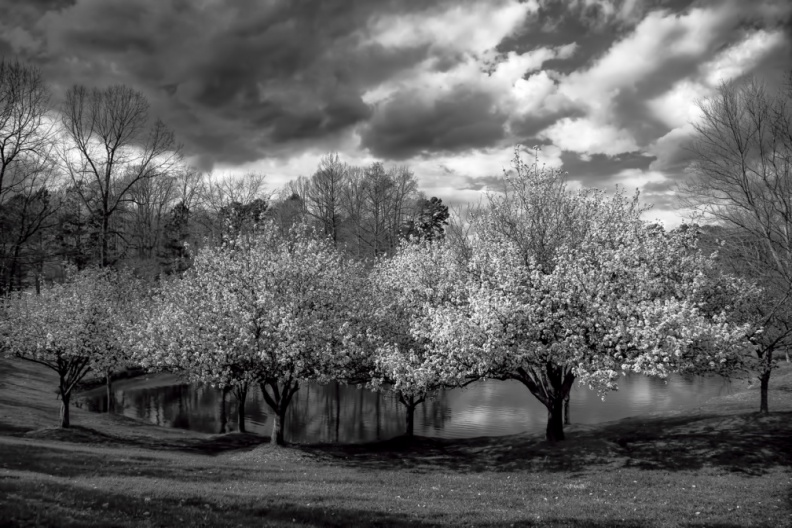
[611,167,667,189]
[511,71,559,115]
[367,1,537,54]
[558,6,734,112]
[647,80,706,129]
[539,118,639,156]
[361,0,576,128]
[702,29,788,87]
[641,208,685,229]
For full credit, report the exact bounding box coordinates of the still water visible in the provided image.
[78,373,734,444]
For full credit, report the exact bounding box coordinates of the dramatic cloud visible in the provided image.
[1,0,790,225]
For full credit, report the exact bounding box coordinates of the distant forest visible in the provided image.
[0,59,450,292]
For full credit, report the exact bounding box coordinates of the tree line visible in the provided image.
[0,59,448,293]
[0,149,776,444]
[1,59,790,444]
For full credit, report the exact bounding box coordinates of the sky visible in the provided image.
[1,0,790,226]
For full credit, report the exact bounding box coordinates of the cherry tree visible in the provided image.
[417,151,757,442]
[138,222,367,443]
[368,238,470,437]
[1,267,143,427]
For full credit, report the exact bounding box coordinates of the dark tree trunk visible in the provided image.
[759,349,773,414]
[105,369,114,413]
[219,388,228,433]
[546,397,566,442]
[259,379,299,446]
[335,382,341,443]
[398,394,421,438]
[233,384,248,433]
[511,364,576,442]
[272,408,286,445]
[7,243,20,294]
[406,405,415,437]
[759,373,770,414]
[60,391,71,428]
[563,394,571,426]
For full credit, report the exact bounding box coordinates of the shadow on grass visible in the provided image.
[4,476,751,528]
[3,410,790,479]
[299,411,792,476]
[0,476,448,528]
[0,474,761,528]
[0,438,239,483]
[18,422,271,455]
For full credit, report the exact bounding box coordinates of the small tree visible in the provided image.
[368,238,470,437]
[401,197,450,242]
[1,268,139,427]
[679,76,792,412]
[91,269,148,413]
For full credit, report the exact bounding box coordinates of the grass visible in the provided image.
[1,359,791,527]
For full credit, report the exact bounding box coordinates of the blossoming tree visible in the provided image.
[1,267,144,427]
[138,223,367,444]
[368,238,470,436]
[418,151,757,441]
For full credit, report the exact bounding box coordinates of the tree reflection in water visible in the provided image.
[78,375,734,443]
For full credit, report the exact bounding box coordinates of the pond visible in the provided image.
[77,372,734,444]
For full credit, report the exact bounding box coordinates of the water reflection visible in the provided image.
[79,374,733,443]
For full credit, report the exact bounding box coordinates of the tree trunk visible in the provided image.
[101,212,109,267]
[759,349,773,414]
[60,391,71,428]
[233,384,248,433]
[272,409,286,445]
[759,372,770,414]
[237,401,246,433]
[7,243,20,294]
[512,365,575,442]
[105,370,114,413]
[259,380,299,446]
[335,382,341,443]
[406,404,415,437]
[398,394,420,437]
[563,394,571,426]
[545,397,565,442]
[219,388,228,433]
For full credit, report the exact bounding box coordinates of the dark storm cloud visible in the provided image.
[640,179,680,211]
[561,151,654,188]
[0,0,75,57]
[501,0,699,76]
[511,107,585,142]
[2,0,485,165]
[459,174,506,192]
[360,88,508,160]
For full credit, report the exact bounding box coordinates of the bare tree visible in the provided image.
[0,159,60,294]
[198,172,269,244]
[59,84,180,266]
[0,59,52,208]
[679,76,792,413]
[127,171,178,260]
[485,147,596,270]
[340,165,367,258]
[353,162,419,258]
[295,153,347,245]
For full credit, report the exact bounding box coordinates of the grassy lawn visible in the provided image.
[0,359,790,527]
